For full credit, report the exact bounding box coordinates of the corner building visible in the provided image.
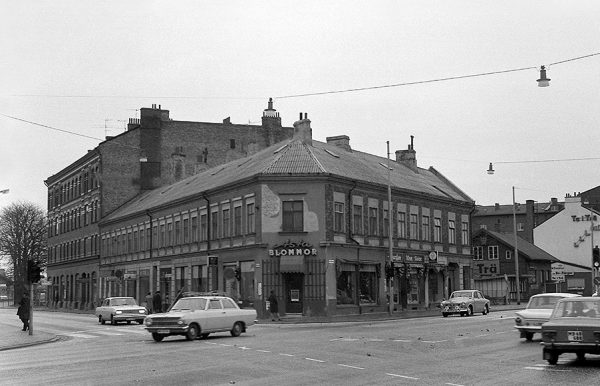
[45,101,292,310]
[99,114,475,318]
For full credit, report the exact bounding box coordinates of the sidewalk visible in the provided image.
[0,303,524,351]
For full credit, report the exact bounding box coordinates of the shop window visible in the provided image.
[191,265,206,292]
[336,263,378,305]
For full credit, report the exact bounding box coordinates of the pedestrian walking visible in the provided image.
[268,290,280,321]
[152,291,162,314]
[17,292,30,331]
[144,292,153,314]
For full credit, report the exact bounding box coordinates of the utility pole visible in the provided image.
[512,186,520,305]
[387,141,394,315]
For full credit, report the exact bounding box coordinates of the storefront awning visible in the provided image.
[280,255,305,273]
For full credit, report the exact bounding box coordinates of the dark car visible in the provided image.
[541,297,600,364]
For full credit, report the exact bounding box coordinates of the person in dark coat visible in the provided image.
[268,290,280,321]
[152,291,162,314]
[17,292,30,331]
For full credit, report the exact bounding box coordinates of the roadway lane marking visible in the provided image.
[421,340,448,343]
[445,383,465,386]
[279,353,295,357]
[393,339,411,342]
[330,338,359,341]
[256,350,271,353]
[220,343,233,347]
[338,364,364,370]
[204,342,218,345]
[93,331,124,336]
[524,366,571,372]
[305,358,326,363]
[386,373,419,380]
[238,346,252,350]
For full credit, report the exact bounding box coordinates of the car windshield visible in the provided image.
[451,291,472,299]
[527,296,563,310]
[112,298,137,306]
[552,300,600,319]
[171,298,207,311]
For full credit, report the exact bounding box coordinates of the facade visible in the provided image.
[472,198,563,244]
[472,229,558,303]
[44,100,293,310]
[98,116,475,318]
[534,193,598,295]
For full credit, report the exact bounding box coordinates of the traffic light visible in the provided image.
[27,259,43,283]
[593,246,600,270]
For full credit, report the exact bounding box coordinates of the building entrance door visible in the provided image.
[284,273,303,314]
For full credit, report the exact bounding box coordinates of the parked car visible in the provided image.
[515,293,580,341]
[145,295,257,342]
[441,290,490,317]
[541,297,600,364]
[95,297,147,325]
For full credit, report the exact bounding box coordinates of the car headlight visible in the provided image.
[138,309,146,314]
[177,319,185,325]
[116,310,122,314]
[460,302,466,308]
[515,317,522,325]
[145,318,152,326]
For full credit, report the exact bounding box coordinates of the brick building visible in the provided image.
[45,100,293,310]
[98,114,475,318]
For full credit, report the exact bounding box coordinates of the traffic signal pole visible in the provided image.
[29,284,34,335]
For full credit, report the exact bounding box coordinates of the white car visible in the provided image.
[514,293,580,341]
[95,297,147,325]
[441,290,490,317]
[145,295,257,342]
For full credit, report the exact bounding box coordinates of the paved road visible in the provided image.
[2,309,600,385]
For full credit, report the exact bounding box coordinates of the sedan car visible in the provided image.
[441,290,490,317]
[145,295,257,342]
[515,293,580,341]
[95,297,147,325]
[541,297,600,364]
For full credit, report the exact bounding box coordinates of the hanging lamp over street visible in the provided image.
[537,65,551,87]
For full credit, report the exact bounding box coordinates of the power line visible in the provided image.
[0,113,104,141]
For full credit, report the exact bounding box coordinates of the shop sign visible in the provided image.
[269,240,317,257]
[124,272,137,280]
[390,254,425,264]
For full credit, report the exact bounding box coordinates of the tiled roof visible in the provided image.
[476,229,559,263]
[103,137,473,222]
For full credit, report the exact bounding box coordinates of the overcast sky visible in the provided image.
[2,1,599,212]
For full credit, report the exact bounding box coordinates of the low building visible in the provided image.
[472,228,559,303]
[98,114,475,317]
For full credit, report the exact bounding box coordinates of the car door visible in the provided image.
[474,291,483,312]
[99,298,110,319]
[221,298,240,328]
[204,299,226,331]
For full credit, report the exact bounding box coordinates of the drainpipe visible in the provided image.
[146,210,153,291]
[202,193,212,291]
[348,182,361,314]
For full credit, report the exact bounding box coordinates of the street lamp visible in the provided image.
[386,141,394,315]
[512,186,521,305]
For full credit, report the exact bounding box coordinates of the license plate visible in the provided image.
[157,329,170,334]
[568,331,583,342]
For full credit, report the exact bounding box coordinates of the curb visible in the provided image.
[0,335,62,352]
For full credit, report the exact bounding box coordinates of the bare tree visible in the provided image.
[0,202,47,304]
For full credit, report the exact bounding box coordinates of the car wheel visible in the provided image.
[200,333,210,339]
[482,305,489,315]
[576,352,586,361]
[546,350,559,365]
[99,315,105,325]
[152,333,164,342]
[442,313,449,318]
[186,323,199,341]
[230,322,243,337]
[525,332,534,341]
[110,315,116,325]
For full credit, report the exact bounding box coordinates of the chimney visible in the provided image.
[494,203,500,210]
[223,117,231,124]
[395,135,417,171]
[326,135,351,152]
[293,112,312,145]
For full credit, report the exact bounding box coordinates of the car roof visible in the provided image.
[107,296,135,299]
[557,296,600,302]
[531,293,581,298]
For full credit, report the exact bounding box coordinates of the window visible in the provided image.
[246,203,255,234]
[160,224,165,247]
[353,204,363,234]
[473,246,483,260]
[175,220,181,245]
[517,222,524,232]
[140,228,145,250]
[383,209,389,237]
[448,220,456,244]
[506,250,512,259]
[230,139,235,149]
[167,222,173,246]
[283,201,303,232]
[480,224,487,229]
[211,209,218,239]
[422,215,430,241]
[488,245,499,260]
[233,206,242,236]
[222,208,230,238]
[368,207,378,236]
[133,230,138,251]
[192,216,199,242]
[337,262,378,305]
[183,218,189,243]
[461,221,469,245]
[434,217,442,242]
[397,211,406,238]
[410,214,418,240]
[334,202,345,233]
[199,214,207,241]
